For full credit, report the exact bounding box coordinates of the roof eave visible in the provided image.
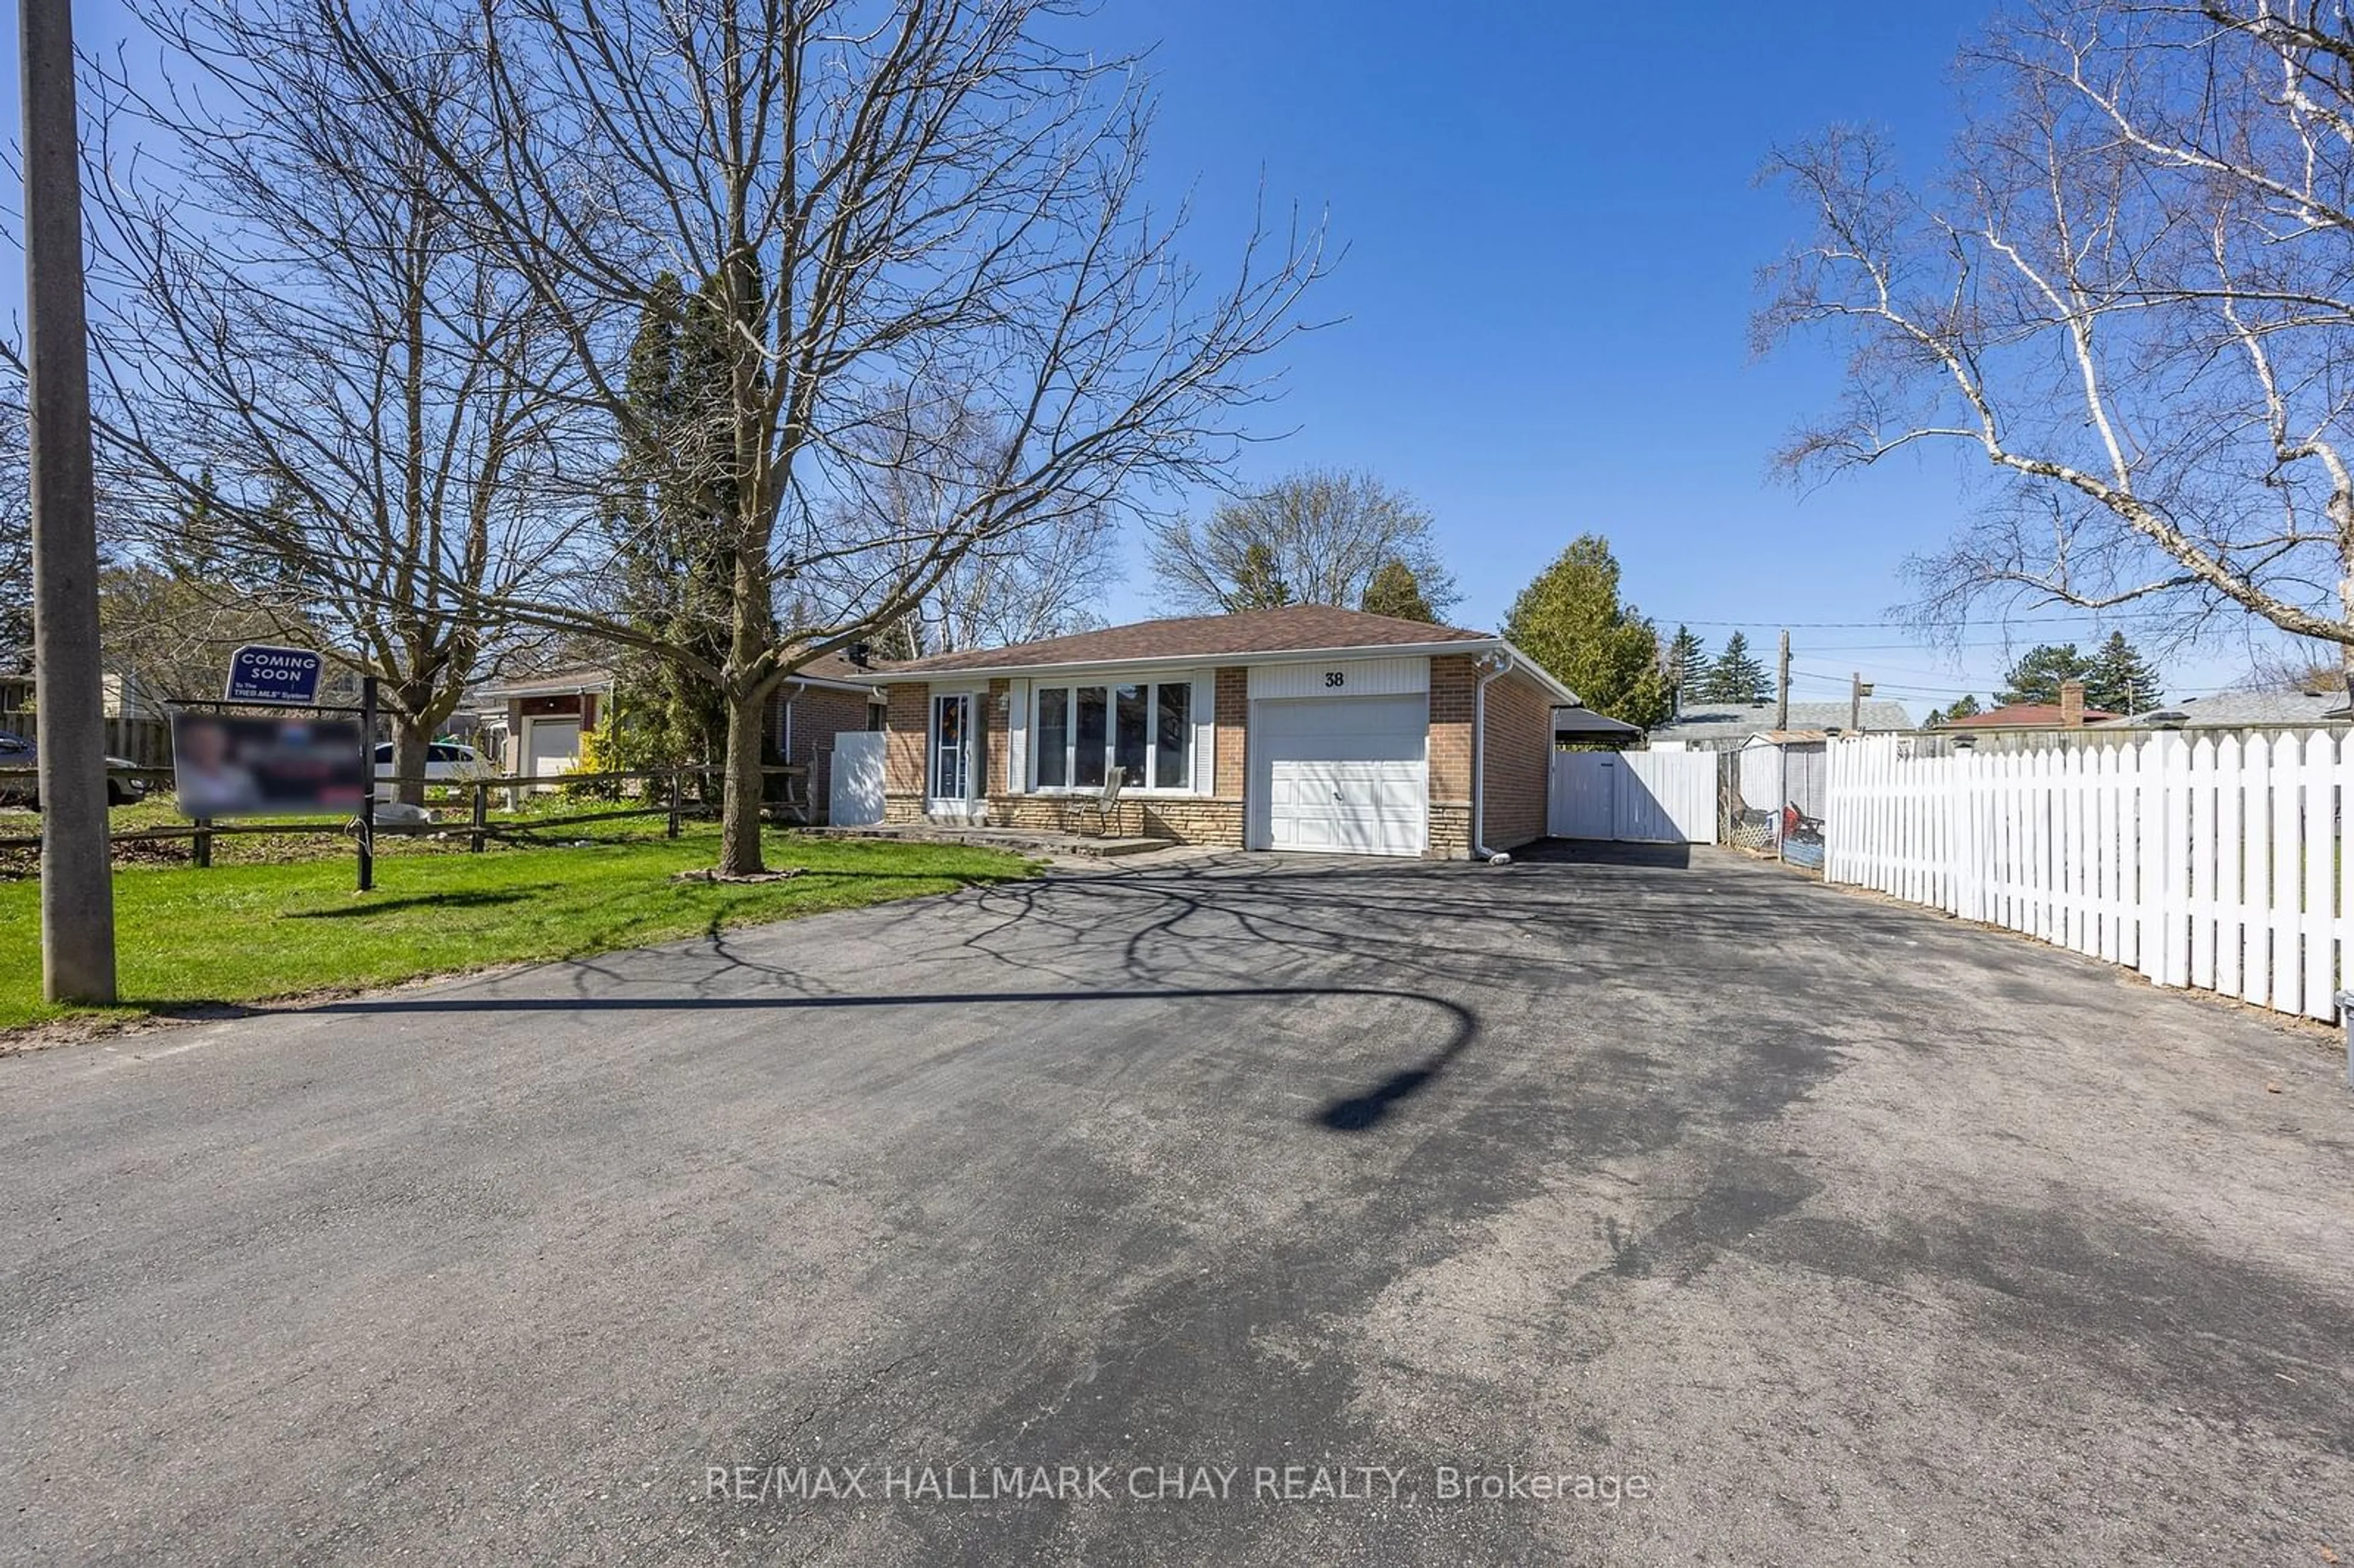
[880,636,1505,683]
[783,673,886,697]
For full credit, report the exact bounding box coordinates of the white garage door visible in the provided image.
[1251,694,1428,856]
[527,718,581,779]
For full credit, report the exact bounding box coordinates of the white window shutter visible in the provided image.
[1192,674,1214,794]
[1007,679,1029,793]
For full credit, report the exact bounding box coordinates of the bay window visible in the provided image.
[1114,684,1149,785]
[1029,676,1198,793]
[1074,687,1107,788]
[1156,683,1190,785]
[1035,688,1069,788]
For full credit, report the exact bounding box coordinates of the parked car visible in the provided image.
[0,729,151,807]
[372,740,492,783]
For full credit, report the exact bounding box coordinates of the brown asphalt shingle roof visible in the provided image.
[1940,701,2119,728]
[791,650,886,686]
[874,605,1492,676]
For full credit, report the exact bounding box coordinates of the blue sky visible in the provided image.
[1083,0,2298,712]
[3,0,2304,713]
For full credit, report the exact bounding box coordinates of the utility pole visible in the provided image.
[1851,671,1874,734]
[21,0,118,1003]
[1775,630,1791,731]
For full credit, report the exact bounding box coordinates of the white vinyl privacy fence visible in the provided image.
[1549,750,1716,843]
[1827,731,2351,1021]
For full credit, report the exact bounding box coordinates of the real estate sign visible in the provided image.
[171,714,366,819]
[223,644,326,706]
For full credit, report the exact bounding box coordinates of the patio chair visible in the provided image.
[1073,772,1124,838]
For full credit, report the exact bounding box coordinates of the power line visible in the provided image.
[1655,609,2193,630]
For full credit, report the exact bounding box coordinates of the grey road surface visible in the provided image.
[4,844,2350,1565]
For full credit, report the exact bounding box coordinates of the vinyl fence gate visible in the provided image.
[1548,750,1716,843]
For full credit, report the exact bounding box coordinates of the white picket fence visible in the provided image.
[1826,730,2351,1021]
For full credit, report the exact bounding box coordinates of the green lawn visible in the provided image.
[0,829,1034,1033]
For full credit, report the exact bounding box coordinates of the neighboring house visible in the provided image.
[868,605,1577,859]
[470,654,885,804]
[1938,701,2119,731]
[101,670,171,720]
[1649,698,1914,750]
[2100,690,2354,729]
[473,666,612,780]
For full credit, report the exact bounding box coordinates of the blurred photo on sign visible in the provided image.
[171,715,365,819]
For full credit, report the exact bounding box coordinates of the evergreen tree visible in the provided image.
[1224,541,1295,611]
[1501,535,1672,728]
[1701,631,1770,703]
[1358,558,1436,622]
[1663,624,1705,704]
[1935,694,1983,723]
[2082,631,2163,714]
[1995,643,2095,706]
[602,269,768,790]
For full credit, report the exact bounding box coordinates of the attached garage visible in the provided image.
[1248,690,1428,857]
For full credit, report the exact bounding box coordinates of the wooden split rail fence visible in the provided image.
[0,764,812,864]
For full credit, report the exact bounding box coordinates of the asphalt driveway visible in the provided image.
[4,845,2350,1565]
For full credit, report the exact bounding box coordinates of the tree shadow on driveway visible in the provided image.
[306,981,1480,1135]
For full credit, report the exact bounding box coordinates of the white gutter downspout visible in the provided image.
[1472,649,1514,865]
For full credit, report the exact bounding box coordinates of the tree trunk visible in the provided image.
[717,683,766,877]
[392,720,432,807]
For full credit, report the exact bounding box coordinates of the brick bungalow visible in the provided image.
[867,605,1577,859]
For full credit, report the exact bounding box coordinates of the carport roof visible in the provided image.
[1552,705,1643,737]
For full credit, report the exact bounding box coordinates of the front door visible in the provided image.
[929,693,977,816]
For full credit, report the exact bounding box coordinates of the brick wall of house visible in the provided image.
[1423,653,1550,858]
[1214,667,1248,799]
[983,679,1011,796]
[1480,668,1553,851]
[882,682,929,822]
[1428,654,1477,825]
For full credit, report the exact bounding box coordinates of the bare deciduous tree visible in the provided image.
[66,2,596,802]
[1761,1,2354,688]
[1147,468,1457,617]
[0,398,29,676]
[295,0,1326,875]
[812,382,1119,658]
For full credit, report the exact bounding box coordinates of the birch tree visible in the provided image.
[296,0,1325,876]
[1761,1,2354,688]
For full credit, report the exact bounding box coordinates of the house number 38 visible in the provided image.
[1324,671,1346,688]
